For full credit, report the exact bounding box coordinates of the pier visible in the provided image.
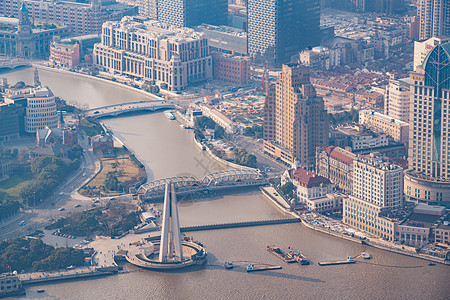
[18,267,117,285]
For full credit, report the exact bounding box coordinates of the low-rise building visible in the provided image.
[336,125,388,151]
[211,52,250,86]
[0,273,24,298]
[92,134,114,157]
[200,105,237,134]
[0,104,21,141]
[196,24,247,56]
[0,159,14,179]
[282,165,343,213]
[49,42,80,69]
[435,215,450,245]
[299,46,341,70]
[359,110,409,146]
[316,146,356,194]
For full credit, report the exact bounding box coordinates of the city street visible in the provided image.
[0,134,100,240]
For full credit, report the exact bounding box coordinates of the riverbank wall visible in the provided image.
[18,267,117,285]
[32,64,163,104]
[192,134,257,171]
[298,215,450,265]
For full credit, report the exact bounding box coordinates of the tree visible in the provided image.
[214,125,225,139]
[105,172,120,191]
[280,182,296,199]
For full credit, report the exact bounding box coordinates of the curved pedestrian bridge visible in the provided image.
[138,169,267,200]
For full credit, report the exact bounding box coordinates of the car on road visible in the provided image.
[91,204,97,207]
[19,221,26,226]
[58,208,65,211]
[94,200,100,204]
[74,204,82,208]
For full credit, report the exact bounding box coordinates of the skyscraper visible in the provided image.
[404,42,450,205]
[263,64,329,168]
[418,0,450,40]
[140,0,228,28]
[247,0,320,66]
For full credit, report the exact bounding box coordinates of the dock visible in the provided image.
[318,260,356,266]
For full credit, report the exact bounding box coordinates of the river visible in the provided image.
[2,68,449,300]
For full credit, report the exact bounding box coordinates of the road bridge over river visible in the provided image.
[0,58,31,69]
[138,169,268,200]
[84,100,175,118]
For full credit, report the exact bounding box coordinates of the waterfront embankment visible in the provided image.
[18,266,118,285]
[298,214,450,265]
[32,64,163,104]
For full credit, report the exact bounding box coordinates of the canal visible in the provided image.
[2,68,449,300]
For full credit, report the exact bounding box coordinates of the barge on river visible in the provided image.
[267,245,297,263]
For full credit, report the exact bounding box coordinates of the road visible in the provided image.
[0,134,100,240]
[233,135,286,177]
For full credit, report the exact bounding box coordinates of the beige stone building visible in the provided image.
[343,157,404,241]
[384,76,411,123]
[94,17,212,91]
[263,64,329,167]
[359,110,409,146]
[316,146,356,195]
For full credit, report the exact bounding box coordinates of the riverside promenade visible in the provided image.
[18,266,117,285]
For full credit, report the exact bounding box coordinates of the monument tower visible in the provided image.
[159,182,183,262]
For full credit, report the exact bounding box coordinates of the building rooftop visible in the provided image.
[401,213,440,228]
[104,17,206,43]
[323,146,356,164]
[288,167,331,188]
[360,110,408,126]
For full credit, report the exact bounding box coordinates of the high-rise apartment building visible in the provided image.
[384,76,411,123]
[263,64,329,168]
[139,0,227,28]
[405,42,450,205]
[418,0,450,40]
[247,0,320,66]
[94,17,212,91]
[343,157,404,241]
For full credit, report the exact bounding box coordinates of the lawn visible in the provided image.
[79,118,103,137]
[0,174,34,201]
[80,147,144,196]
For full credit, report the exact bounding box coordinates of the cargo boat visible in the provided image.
[267,245,297,263]
[289,250,310,265]
[318,256,356,266]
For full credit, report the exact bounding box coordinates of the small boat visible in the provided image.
[361,252,371,259]
[224,261,234,269]
[246,264,282,272]
[164,111,175,120]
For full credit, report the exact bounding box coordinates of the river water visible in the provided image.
[2,68,449,300]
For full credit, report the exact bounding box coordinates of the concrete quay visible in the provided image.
[298,213,450,265]
[18,266,117,285]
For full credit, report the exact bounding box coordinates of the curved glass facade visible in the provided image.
[422,44,450,164]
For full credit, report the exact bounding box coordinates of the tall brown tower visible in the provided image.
[263,63,329,168]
